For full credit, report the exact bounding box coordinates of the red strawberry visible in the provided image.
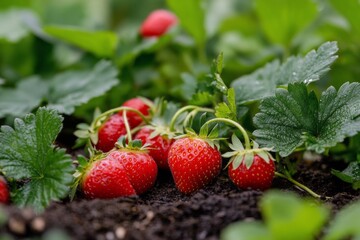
[0,176,9,204]
[140,10,178,38]
[228,154,275,191]
[134,127,175,169]
[168,137,222,194]
[110,149,158,195]
[119,97,152,127]
[96,114,127,152]
[82,155,136,199]
[81,149,157,199]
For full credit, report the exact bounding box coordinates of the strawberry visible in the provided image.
[134,127,175,169]
[222,134,276,191]
[140,10,178,38]
[228,154,275,190]
[81,147,157,199]
[168,137,222,194]
[96,114,127,152]
[119,97,152,127]
[0,176,9,204]
[82,155,136,199]
[95,98,152,152]
[110,149,158,195]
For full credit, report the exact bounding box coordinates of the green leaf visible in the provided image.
[0,77,48,118]
[220,222,270,240]
[329,0,360,39]
[324,200,360,240]
[44,25,118,57]
[261,191,329,240]
[254,0,318,46]
[0,9,34,42]
[0,107,74,212]
[332,162,360,189]
[215,88,237,121]
[254,82,360,157]
[47,60,119,114]
[232,42,339,105]
[167,0,206,45]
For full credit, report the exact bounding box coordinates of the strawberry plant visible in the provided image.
[0,0,360,239]
[0,107,73,212]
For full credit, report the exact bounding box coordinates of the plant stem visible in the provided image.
[200,117,251,149]
[91,106,150,131]
[169,105,214,132]
[122,110,132,142]
[275,172,327,199]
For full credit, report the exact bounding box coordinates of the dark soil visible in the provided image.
[1,160,359,240]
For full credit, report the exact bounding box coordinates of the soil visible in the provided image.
[1,159,359,240]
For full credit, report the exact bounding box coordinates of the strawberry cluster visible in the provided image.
[73,97,276,199]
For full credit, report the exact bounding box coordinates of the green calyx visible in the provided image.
[223,134,275,170]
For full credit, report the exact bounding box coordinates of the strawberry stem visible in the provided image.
[275,172,328,199]
[200,118,251,149]
[91,106,150,132]
[122,110,132,142]
[169,105,214,132]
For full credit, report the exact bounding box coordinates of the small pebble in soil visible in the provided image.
[8,217,26,235]
[115,226,127,239]
[30,217,46,232]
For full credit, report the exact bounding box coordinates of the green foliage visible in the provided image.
[0,61,118,117]
[0,9,34,42]
[232,42,339,105]
[332,162,360,190]
[254,0,318,46]
[44,25,118,57]
[0,107,74,212]
[221,191,329,240]
[324,199,360,240]
[167,0,206,46]
[329,0,360,40]
[0,77,48,118]
[254,82,360,157]
[47,60,119,114]
[215,88,237,122]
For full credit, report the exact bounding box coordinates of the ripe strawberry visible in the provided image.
[96,98,152,152]
[134,127,175,169]
[0,176,9,204]
[168,137,222,194]
[81,149,157,199]
[96,114,127,152]
[110,149,158,195]
[228,154,275,190]
[119,97,152,127]
[82,155,136,199]
[140,10,178,38]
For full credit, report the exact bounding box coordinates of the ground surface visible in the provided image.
[1,160,359,240]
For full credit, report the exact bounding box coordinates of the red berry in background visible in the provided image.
[140,10,178,38]
[96,97,152,152]
[0,176,9,204]
[228,154,275,191]
[119,98,152,127]
[96,114,127,152]
[168,137,222,194]
[110,149,158,195]
[134,127,175,169]
[82,156,136,199]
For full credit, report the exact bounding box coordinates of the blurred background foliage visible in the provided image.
[0,0,359,123]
